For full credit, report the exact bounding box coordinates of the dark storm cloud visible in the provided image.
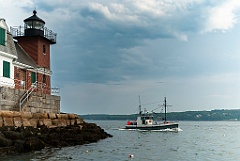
[35,0,240,85]
[10,0,239,114]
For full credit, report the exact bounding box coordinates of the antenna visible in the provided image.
[164,97,167,122]
[138,95,142,114]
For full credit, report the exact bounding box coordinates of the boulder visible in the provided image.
[13,117,23,127]
[0,117,3,127]
[70,120,75,125]
[57,119,67,127]
[29,119,38,128]
[52,119,58,126]
[3,117,13,127]
[42,119,52,127]
[75,118,83,125]
[60,114,68,120]
[24,137,45,151]
[13,111,21,117]
[68,114,76,119]
[48,113,56,119]
[3,131,23,140]
[66,120,71,126]
[21,112,33,119]
[38,120,44,126]
[56,114,61,119]
[1,111,14,118]
[32,113,40,119]
[0,135,13,147]
[22,118,32,127]
[37,113,48,119]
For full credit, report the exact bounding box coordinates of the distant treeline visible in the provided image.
[79,109,240,121]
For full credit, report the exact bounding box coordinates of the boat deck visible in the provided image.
[125,122,179,130]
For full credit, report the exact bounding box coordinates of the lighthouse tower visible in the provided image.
[12,10,57,94]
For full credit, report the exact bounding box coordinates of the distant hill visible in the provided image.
[79,109,240,121]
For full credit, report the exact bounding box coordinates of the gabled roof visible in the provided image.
[14,41,38,68]
[0,18,17,57]
[0,32,18,58]
[0,18,8,30]
[6,32,17,57]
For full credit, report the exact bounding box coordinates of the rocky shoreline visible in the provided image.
[0,121,112,156]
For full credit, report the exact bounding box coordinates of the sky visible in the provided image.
[1,0,240,114]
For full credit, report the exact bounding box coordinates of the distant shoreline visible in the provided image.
[79,109,240,121]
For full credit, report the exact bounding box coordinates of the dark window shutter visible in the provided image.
[3,61,10,78]
[31,72,36,83]
[0,28,5,45]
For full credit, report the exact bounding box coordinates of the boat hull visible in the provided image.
[125,122,179,130]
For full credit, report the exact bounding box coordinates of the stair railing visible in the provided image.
[19,82,37,111]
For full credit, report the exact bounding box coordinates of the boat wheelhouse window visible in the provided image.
[144,116,153,119]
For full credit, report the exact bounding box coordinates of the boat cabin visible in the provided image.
[137,113,154,125]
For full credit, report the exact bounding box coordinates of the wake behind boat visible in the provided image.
[125,96,179,131]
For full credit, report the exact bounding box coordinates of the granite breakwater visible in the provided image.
[0,111,112,156]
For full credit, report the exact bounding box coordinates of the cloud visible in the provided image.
[6,0,240,85]
[203,0,240,32]
[0,0,34,26]
[3,0,240,114]
[7,0,240,45]
[47,1,203,84]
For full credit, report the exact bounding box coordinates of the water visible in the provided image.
[1,121,240,161]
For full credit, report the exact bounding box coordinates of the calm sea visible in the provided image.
[1,120,240,161]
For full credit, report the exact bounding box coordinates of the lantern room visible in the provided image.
[24,10,45,37]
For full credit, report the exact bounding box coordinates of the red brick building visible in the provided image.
[11,10,57,95]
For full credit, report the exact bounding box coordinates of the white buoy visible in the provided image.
[86,150,89,153]
[128,154,134,158]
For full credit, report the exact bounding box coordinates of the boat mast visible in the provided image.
[139,95,142,114]
[164,97,167,122]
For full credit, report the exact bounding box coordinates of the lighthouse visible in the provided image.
[11,10,57,94]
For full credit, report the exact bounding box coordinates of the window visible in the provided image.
[3,61,10,78]
[43,74,46,83]
[31,72,36,83]
[0,27,5,46]
[43,44,46,54]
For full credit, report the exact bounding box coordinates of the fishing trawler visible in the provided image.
[125,96,179,130]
